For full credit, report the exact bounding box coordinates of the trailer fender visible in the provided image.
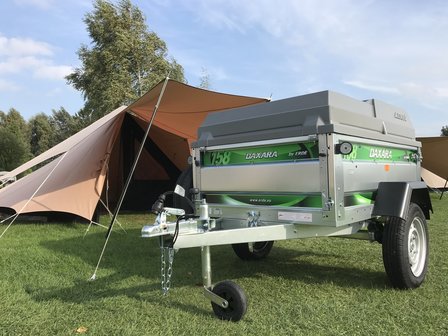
[371,181,433,220]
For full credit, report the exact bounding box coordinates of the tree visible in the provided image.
[441,125,448,136]
[199,67,212,90]
[29,113,53,156]
[2,108,30,149]
[50,107,79,145]
[66,0,185,125]
[0,108,31,165]
[0,128,29,171]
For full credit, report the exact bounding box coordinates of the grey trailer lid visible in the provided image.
[193,90,419,148]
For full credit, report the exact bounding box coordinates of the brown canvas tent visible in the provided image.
[0,80,267,222]
[418,136,448,184]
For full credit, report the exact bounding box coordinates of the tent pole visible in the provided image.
[83,220,109,238]
[440,179,447,200]
[99,198,126,232]
[84,220,94,238]
[90,76,170,280]
[0,151,69,238]
[83,198,125,237]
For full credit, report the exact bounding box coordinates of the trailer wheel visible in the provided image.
[232,241,274,260]
[211,280,247,322]
[382,203,429,289]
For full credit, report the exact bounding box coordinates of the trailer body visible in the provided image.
[142,90,432,321]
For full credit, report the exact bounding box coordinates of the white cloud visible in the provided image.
[179,0,448,132]
[0,79,20,92]
[0,34,72,81]
[0,56,72,80]
[34,64,72,80]
[45,87,62,97]
[0,56,43,74]
[0,35,53,57]
[141,0,446,137]
[435,87,448,99]
[13,0,55,10]
[344,80,400,95]
[182,1,448,83]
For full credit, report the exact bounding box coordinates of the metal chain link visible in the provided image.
[160,245,175,295]
[160,246,166,293]
[166,248,175,292]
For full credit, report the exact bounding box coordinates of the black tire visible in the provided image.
[382,203,429,289]
[232,241,274,260]
[211,280,247,322]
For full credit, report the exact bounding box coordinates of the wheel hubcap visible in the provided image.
[408,217,427,277]
[249,241,268,253]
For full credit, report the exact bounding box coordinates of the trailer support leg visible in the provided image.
[201,245,229,308]
[201,245,212,288]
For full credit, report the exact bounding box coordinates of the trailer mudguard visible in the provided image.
[371,181,433,220]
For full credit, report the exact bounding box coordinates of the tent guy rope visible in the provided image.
[83,198,126,238]
[89,76,170,281]
[0,151,69,238]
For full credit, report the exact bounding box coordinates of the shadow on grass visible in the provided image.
[29,274,212,318]
[33,228,213,317]
[34,228,386,317]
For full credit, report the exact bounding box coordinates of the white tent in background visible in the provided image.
[421,167,447,189]
[418,136,448,182]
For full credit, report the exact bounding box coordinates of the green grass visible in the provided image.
[1,194,447,335]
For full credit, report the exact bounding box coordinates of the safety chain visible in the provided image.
[160,243,175,295]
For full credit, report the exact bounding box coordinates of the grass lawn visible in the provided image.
[0,194,447,335]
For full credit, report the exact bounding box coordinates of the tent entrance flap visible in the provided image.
[107,113,183,211]
[123,114,181,181]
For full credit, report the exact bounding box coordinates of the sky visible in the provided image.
[0,0,447,136]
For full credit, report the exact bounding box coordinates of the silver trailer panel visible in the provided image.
[194,90,418,148]
[199,162,320,193]
[191,91,421,228]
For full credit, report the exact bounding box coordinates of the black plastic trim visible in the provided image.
[372,181,433,220]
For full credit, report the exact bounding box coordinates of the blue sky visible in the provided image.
[0,0,447,136]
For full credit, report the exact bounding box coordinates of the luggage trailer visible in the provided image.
[142,90,432,321]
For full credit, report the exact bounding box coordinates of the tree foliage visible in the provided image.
[50,107,80,144]
[29,113,53,157]
[0,128,29,171]
[66,0,185,125]
[1,108,30,152]
[1,0,190,172]
[0,107,79,172]
[0,109,31,170]
[199,67,212,90]
[441,125,448,136]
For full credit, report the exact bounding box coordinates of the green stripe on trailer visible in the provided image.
[205,192,375,208]
[205,193,322,207]
[202,142,319,167]
[342,143,418,163]
[344,192,375,206]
